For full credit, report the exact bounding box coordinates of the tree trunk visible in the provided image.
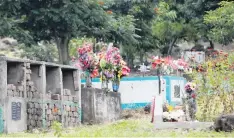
[56,37,70,64]
[167,38,177,55]
[139,49,144,64]
[209,40,214,49]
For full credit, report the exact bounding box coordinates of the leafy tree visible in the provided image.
[175,0,220,48]
[0,0,113,64]
[129,0,158,63]
[152,1,184,56]
[204,1,234,45]
[104,0,158,65]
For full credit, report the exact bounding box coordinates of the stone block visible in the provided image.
[28,114,32,120]
[34,103,39,108]
[32,108,37,115]
[26,63,30,68]
[51,94,60,100]
[57,110,62,115]
[26,74,31,81]
[34,115,38,121]
[63,89,71,96]
[73,112,78,117]
[36,121,42,128]
[7,90,13,96]
[27,92,33,98]
[68,112,73,117]
[37,116,43,121]
[30,86,37,92]
[73,96,79,103]
[7,84,16,91]
[32,93,38,99]
[30,120,36,127]
[28,109,32,114]
[36,109,43,116]
[13,91,19,97]
[27,81,34,86]
[17,86,24,92]
[26,69,32,74]
[28,102,33,108]
[48,114,54,121]
[46,109,52,115]
[28,125,33,130]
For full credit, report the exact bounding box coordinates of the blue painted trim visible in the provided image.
[121,102,150,110]
[81,76,185,83]
[164,76,171,104]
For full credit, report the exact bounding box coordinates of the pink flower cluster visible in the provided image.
[75,43,99,78]
[185,82,196,92]
[105,47,121,66]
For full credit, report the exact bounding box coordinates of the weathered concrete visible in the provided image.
[0,57,82,133]
[5,97,27,133]
[154,122,213,129]
[81,88,121,124]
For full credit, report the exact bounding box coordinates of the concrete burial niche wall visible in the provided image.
[81,88,121,124]
[0,57,82,134]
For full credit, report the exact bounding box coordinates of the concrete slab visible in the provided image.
[155,122,213,129]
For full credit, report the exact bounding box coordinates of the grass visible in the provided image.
[1,117,234,137]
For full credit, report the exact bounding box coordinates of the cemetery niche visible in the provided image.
[0,57,82,133]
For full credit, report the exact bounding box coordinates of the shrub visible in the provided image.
[191,51,234,121]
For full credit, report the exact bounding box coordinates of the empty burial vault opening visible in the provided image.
[7,61,24,85]
[46,66,61,95]
[61,68,76,96]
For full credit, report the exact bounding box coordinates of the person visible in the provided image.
[184,82,197,121]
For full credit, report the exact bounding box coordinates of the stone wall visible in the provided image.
[0,57,82,133]
[81,88,121,124]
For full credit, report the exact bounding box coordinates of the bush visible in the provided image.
[191,51,234,121]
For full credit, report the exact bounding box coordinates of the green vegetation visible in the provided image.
[0,0,232,65]
[1,118,234,137]
[191,52,234,121]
